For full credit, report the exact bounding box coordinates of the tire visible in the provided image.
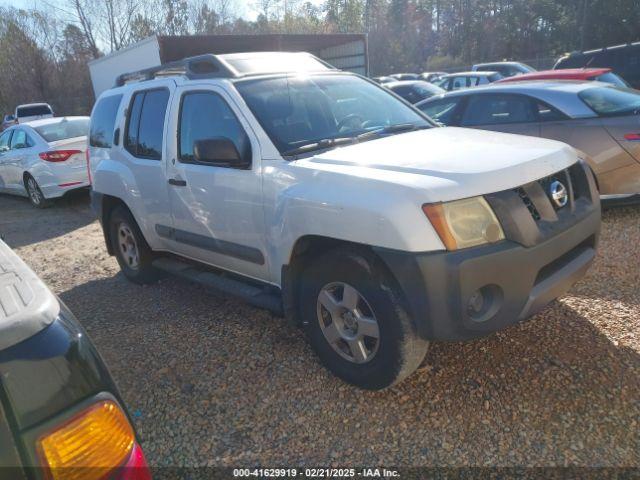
[24,175,51,209]
[300,247,429,390]
[108,205,161,284]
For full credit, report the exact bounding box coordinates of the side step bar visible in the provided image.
[152,257,283,316]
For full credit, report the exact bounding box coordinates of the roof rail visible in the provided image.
[114,54,236,87]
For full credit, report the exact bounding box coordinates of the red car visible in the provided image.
[496,68,629,87]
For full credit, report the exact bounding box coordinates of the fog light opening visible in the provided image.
[466,285,504,322]
[467,290,485,316]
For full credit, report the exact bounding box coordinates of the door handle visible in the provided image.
[168,178,187,186]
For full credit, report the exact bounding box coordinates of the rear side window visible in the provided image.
[461,94,536,126]
[579,86,640,117]
[125,89,169,160]
[17,105,52,117]
[90,95,122,148]
[35,119,89,142]
[178,91,250,164]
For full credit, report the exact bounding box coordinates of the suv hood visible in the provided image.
[299,127,579,203]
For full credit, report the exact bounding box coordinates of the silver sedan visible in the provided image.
[417,81,640,203]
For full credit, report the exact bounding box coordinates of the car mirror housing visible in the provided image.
[193,137,250,169]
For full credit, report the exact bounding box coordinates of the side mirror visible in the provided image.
[193,137,250,169]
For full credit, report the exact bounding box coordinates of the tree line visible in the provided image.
[1,0,638,116]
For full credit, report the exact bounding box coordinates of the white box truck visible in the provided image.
[88,34,369,97]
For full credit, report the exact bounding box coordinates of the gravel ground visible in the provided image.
[1,192,638,469]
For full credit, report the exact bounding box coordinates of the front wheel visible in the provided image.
[25,175,51,208]
[108,206,161,284]
[300,247,429,390]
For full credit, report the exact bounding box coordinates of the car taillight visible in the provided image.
[86,149,92,185]
[624,133,640,141]
[39,150,82,162]
[36,400,151,480]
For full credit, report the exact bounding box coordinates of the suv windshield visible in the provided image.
[17,105,52,117]
[235,74,430,156]
[35,118,89,142]
[579,86,640,117]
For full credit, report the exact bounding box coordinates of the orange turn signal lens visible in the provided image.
[422,203,458,250]
[37,400,135,480]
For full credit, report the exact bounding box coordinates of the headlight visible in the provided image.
[423,196,504,251]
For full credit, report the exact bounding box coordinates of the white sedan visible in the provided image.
[0,116,90,207]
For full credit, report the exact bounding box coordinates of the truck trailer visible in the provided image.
[88,33,368,97]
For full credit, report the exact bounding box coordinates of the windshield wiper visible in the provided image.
[282,137,355,157]
[282,124,429,157]
[356,123,428,141]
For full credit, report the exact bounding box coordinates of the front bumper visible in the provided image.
[376,160,601,341]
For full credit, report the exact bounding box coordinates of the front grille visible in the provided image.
[517,168,575,222]
[485,160,597,248]
[514,187,541,221]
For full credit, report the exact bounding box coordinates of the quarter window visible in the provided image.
[10,130,31,149]
[0,131,12,151]
[178,91,250,165]
[125,89,169,160]
[90,94,122,148]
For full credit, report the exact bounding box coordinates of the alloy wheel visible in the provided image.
[117,223,140,270]
[316,282,380,364]
[27,178,42,205]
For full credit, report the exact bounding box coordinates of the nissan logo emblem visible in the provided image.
[549,180,568,208]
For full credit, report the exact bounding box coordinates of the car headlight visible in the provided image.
[422,196,505,251]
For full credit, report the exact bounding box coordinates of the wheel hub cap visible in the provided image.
[316,282,380,364]
[117,223,139,270]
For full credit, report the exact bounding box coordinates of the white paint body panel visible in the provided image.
[90,75,580,287]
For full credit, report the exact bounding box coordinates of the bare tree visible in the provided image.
[69,0,100,57]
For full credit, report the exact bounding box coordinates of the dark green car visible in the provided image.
[0,239,151,480]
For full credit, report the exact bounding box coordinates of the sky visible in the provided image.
[0,0,325,22]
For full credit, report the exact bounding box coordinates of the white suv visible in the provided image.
[88,52,601,389]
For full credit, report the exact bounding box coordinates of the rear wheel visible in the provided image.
[24,175,51,208]
[108,206,161,284]
[300,247,429,390]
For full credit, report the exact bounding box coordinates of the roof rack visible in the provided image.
[114,54,236,87]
